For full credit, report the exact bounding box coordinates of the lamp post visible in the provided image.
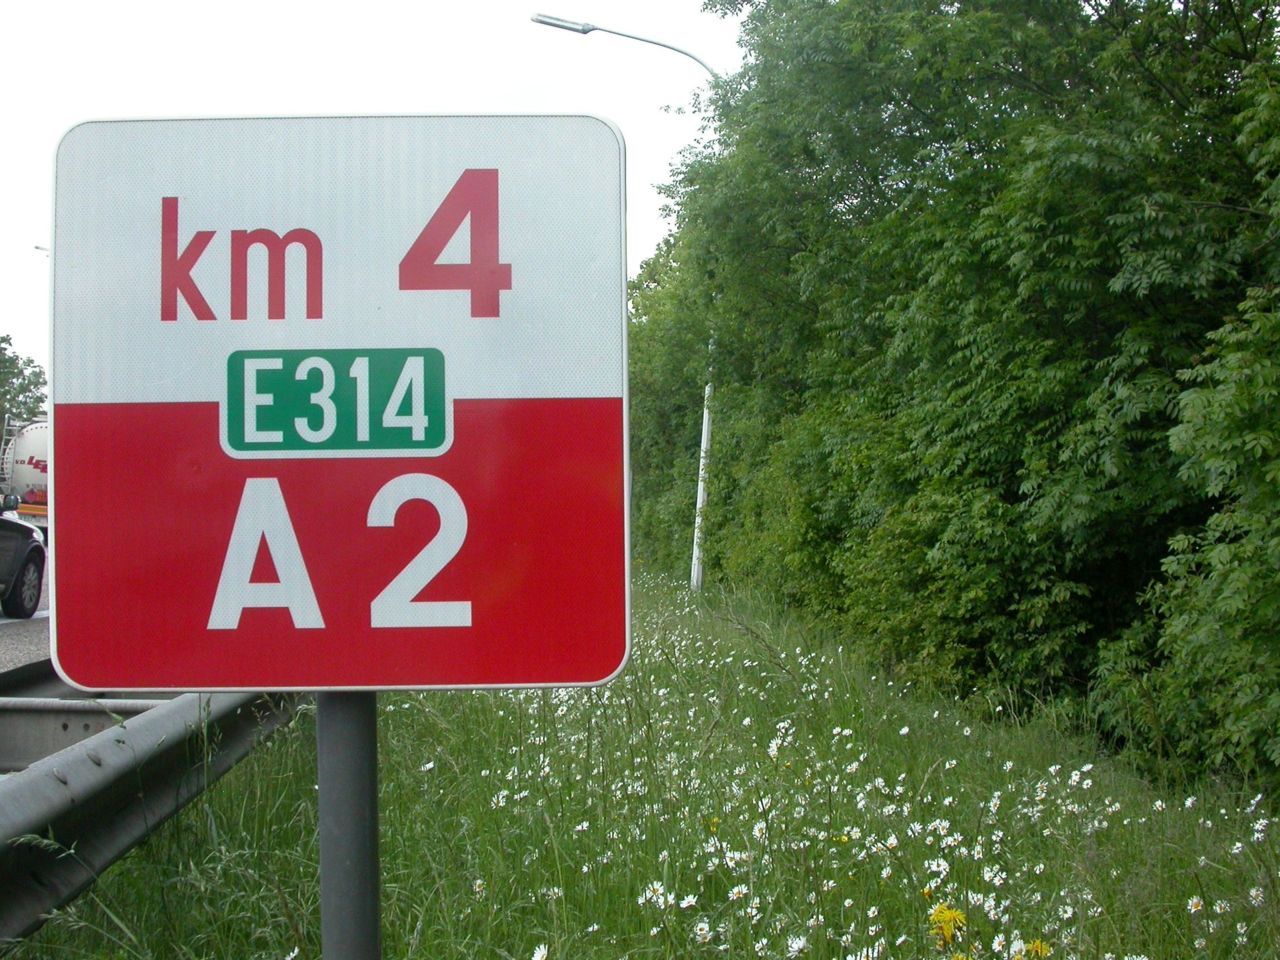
[532,12,718,592]
[531,14,721,81]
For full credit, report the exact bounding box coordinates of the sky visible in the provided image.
[1,0,745,376]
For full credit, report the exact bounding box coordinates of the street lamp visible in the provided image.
[531,14,721,80]
[532,12,719,593]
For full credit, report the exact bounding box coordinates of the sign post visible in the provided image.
[316,692,381,959]
[52,116,629,954]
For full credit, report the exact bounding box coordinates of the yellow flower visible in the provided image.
[705,816,721,835]
[921,886,933,900]
[928,903,966,948]
[1025,940,1052,958]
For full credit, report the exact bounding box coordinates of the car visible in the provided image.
[1,493,45,618]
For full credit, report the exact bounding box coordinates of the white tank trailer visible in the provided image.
[0,417,49,534]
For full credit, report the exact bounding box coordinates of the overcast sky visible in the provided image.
[1,0,745,376]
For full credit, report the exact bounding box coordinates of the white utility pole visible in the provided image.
[532,12,719,592]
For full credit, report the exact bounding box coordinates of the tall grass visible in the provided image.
[13,574,1278,959]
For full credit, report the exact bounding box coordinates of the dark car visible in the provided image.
[1,493,45,618]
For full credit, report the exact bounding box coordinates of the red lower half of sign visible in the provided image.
[51,399,627,690]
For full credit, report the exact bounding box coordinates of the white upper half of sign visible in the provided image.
[53,116,626,404]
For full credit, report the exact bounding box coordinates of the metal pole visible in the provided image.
[533,11,721,592]
[317,692,381,960]
[690,381,712,591]
[531,14,722,81]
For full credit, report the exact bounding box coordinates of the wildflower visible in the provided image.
[1248,886,1264,906]
[900,726,910,736]
[786,934,809,956]
[694,920,713,944]
[729,884,749,901]
[992,933,1007,952]
[472,878,487,898]
[681,894,699,909]
[929,903,967,948]
[639,880,668,906]
[1187,896,1203,913]
[532,946,548,960]
[1025,939,1052,957]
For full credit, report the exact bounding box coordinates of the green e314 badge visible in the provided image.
[226,348,447,454]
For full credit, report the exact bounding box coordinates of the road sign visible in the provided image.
[51,116,628,690]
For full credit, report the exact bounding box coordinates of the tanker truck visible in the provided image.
[0,416,49,535]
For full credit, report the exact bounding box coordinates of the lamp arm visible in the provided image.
[592,26,721,81]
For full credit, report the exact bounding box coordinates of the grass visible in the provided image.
[10,573,1278,959]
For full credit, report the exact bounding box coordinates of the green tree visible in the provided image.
[632,0,1280,780]
[0,335,47,426]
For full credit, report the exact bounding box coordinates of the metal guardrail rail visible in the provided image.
[0,661,299,945]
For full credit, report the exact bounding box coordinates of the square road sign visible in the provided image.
[51,116,628,690]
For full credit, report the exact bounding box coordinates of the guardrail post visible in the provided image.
[317,692,381,960]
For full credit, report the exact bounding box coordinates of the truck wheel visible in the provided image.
[3,555,42,618]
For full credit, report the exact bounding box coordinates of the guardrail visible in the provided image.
[0,662,299,944]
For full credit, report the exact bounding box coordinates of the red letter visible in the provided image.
[230,228,324,320]
[399,169,512,318]
[160,197,216,321]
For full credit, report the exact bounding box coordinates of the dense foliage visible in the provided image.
[630,0,1280,783]
[0,334,46,426]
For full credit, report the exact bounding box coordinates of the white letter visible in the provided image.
[244,357,284,443]
[209,477,324,629]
